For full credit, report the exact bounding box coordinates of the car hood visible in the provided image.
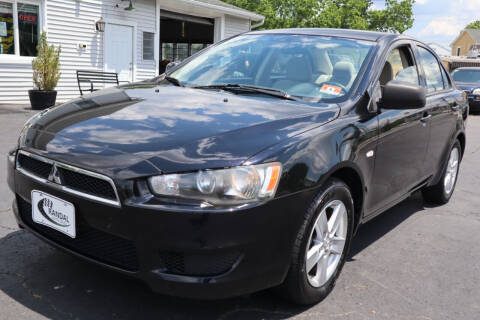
[455,82,480,92]
[20,82,339,178]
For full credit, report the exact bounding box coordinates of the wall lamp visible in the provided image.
[95,17,105,32]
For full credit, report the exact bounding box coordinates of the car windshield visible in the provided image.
[452,69,480,83]
[169,34,374,102]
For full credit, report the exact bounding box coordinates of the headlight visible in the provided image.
[473,88,480,95]
[148,163,282,206]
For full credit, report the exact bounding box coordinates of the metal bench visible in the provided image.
[76,70,120,96]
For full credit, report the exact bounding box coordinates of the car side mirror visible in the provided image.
[380,80,426,110]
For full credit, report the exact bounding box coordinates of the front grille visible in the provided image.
[16,151,119,206]
[158,251,240,277]
[17,196,139,271]
[17,153,53,179]
[58,168,117,200]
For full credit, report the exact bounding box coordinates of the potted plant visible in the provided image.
[29,32,61,110]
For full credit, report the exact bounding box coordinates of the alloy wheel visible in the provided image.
[444,147,459,196]
[305,200,348,288]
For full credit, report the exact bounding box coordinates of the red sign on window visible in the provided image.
[19,14,36,23]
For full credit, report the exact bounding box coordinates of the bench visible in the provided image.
[76,70,120,96]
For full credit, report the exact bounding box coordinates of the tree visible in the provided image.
[466,20,480,29]
[223,0,415,34]
[368,0,415,33]
[32,32,61,91]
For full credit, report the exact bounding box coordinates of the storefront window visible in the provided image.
[160,42,211,73]
[0,2,14,55]
[175,43,188,61]
[162,43,174,61]
[0,1,41,58]
[18,3,39,56]
[191,43,207,56]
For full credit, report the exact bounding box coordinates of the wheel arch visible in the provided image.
[456,132,466,159]
[324,163,365,234]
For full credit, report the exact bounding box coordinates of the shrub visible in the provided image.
[32,32,61,91]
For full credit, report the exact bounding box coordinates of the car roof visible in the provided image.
[247,28,408,42]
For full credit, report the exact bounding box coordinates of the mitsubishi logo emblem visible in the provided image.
[48,165,62,184]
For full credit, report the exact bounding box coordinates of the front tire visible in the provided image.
[278,178,354,305]
[422,140,461,205]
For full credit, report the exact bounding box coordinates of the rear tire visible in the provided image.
[278,178,354,305]
[422,140,461,205]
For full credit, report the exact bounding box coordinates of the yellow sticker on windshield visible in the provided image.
[320,84,342,96]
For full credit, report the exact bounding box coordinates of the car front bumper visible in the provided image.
[7,152,314,299]
[468,96,480,112]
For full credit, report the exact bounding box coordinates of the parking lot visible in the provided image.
[1,104,479,320]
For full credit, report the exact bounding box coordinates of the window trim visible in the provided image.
[456,46,461,56]
[0,0,44,64]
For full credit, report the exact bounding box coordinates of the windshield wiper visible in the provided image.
[165,76,184,87]
[193,84,300,101]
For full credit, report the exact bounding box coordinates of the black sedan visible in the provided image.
[7,29,467,305]
[452,67,480,113]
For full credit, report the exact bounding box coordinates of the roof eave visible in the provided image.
[178,0,264,21]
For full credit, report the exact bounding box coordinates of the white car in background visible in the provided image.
[468,44,480,58]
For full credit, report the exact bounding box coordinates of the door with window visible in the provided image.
[105,24,133,83]
[415,45,458,178]
[366,43,430,215]
[0,1,40,57]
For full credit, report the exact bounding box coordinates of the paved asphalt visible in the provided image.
[0,104,479,320]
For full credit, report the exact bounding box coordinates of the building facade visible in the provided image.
[450,29,480,57]
[0,0,263,104]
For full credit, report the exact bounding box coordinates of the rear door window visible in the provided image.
[417,47,445,93]
[440,65,452,89]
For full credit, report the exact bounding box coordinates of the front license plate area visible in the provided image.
[31,190,76,238]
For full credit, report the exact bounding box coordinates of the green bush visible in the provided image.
[32,32,61,91]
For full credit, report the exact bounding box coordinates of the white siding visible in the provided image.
[0,1,256,104]
[46,0,104,102]
[47,0,157,102]
[0,63,34,103]
[224,14,249,39]
[0,0,157,104]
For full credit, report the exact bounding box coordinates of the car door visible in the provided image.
[415,45,459,178]
[366,43,431,215]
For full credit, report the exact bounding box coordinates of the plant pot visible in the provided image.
[28,90,57,110]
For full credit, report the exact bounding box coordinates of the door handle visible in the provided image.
[420,114,432,123]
